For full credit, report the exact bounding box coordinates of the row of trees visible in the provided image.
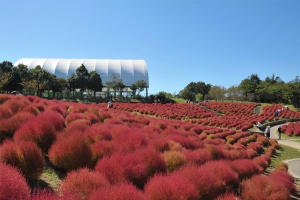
[178,74,300,108]
[0,61,147,99]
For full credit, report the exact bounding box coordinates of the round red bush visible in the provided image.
[0,163,31,200]
[89,182,146,200]
[59,168,110,199]
[49,132,93,171]
[144,173,198,200]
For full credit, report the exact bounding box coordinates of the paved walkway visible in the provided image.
[270,124,300,179]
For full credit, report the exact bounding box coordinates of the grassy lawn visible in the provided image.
[171,98,187,103]
[270,144,300,196]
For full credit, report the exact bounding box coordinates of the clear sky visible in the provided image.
[1,0,299,95]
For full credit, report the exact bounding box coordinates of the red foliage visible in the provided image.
[85,123,112,143]
[228,159,262,180]
[22,104,40,115]
[59,168,110,199]
[138,147,167,177]
[241,175,291,200]
[49,131,93,171]
[0,163,31,200]
[65,112,88,125]
[89,182,146,200]
[0,105,13,119]
[269,170,297,194]
[144,173,199,200]
[0,94,11,104]
[2,98,29,113]
[0,112,35,140]
[174,164,224,199]
[252,156,269,171]
[247,142,264,154]
[14,114,57,152]
[64,120,90,135]
[114,129,149,153]
[91,140,121,163]
[182,148,212,165]
[201,160,240,193]
[95,152,148,188]
[0,140,44,179]
[31,188,58,200]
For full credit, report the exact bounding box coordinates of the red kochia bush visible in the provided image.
[95,152,148,188]
[59,168,110,199]
[202,160,240,193]
[31,188,58,200]
[0,112,35,140]
[241,175,290,200]
[85,123,112,143]
[49,131,93,171]
[228,159,262,180]
[89,182,146,200]
[2,98,29,113]
[14,115,57,152]
[174,164,223,200]
[0,105,13,119]
[269,170,297,194]
[0,140,44,180]
[65,112,88,125]
[144,173,198,200]
[0,163,31,200]
[138,147,167,177]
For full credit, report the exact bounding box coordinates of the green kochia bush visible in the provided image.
[49,131,93,171]
[0,163,31,200]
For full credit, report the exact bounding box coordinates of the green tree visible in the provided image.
[179,87,193,100]
[27,66,53,96]
[136,80,147,95]
[130,83,138,97]
[0,61,13,92]
[106,74,125,98]
[226,85,243,101]
[239,74,261,101]
[2,69,23,92]
[76,64,90,95]
[88,71,103,97]
[208,85,226,101]
[287,76,300,108]
[68,74,78,97]
[156,91,166,102]
[51,77,68,98]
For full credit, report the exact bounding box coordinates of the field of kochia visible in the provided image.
[0,94,299,200]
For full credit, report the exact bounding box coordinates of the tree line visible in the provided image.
[179,73,300,108]
[0,61,147,99]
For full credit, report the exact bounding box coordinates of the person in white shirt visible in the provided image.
[256,122,262,131]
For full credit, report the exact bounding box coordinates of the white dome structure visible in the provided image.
[14,58,149,87]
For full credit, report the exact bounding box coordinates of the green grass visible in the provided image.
[270,144,300,195]
[170,98,187,103]
[270,144,300,169]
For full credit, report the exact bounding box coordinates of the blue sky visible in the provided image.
[1,0,299,95]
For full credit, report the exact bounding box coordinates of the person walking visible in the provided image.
[278,125,282,140]
[265,125,271,140]
[257,122,262,131]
